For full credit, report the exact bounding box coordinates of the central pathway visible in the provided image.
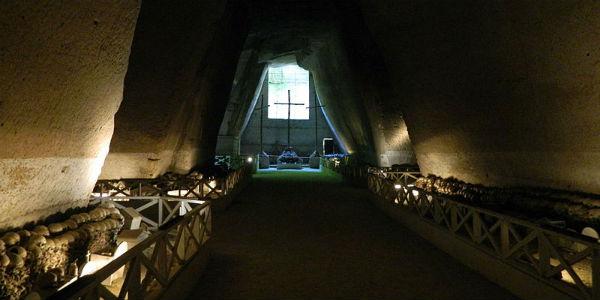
[188,170,518,299]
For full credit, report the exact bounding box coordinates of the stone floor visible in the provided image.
[188,169,519,299]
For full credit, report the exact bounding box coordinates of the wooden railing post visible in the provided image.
[450,205,458,233]
[156,238,168,277]
[500,220,510,256]
[158,198,163,227]
[473,211,482,243]
[538,231,551,276]
[123,256,142,300]
[593,248,600,300]
[433,197,442,224]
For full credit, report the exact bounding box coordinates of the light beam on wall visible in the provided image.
[315,91,348,154]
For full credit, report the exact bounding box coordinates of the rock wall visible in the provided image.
[216,37,268,155]
[333,3,417,167]
[0,2,140,228]
[297,3,416,166]
[298,31,376,163]
[173,0,249,172]
[358,0,600,193]
[101,0,247,179]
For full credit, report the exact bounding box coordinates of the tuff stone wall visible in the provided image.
[100,0,226,179]
[216,37,268,155]
[357,0,600,193]
[0,2,140,228]
[297,5,416,167]
[298,31,376,162]
[100,0,247,179]
[173,0,249,173]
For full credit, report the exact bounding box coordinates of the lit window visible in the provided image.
[268,65,309,120]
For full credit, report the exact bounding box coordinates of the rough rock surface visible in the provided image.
[216,36,268,155]
[357,0,600,193]
[101,0,248,179]
[100,0,227,179]
[0,2,140,228]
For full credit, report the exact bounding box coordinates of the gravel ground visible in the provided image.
[187,170,518,300]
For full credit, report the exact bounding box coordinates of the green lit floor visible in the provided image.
[187,170,517,299]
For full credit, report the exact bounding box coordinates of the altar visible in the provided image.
[276,147,303,169]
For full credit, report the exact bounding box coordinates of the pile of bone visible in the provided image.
[415,175,498,204]
[389,164,420,172]
[68,204,124,254]
[0,203,124,299]
[0,231,34,299]
[160,172,202,192]
[92,180,127,196]
[188,171,203,180]
[415,175,600,231]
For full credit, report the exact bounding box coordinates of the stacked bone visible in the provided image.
[415,176,492,204]
[161,173,197,195]
[77,204,124,254]
[415,175,600,232]
[390,164,420,172]
[0,232,31,299]
[0,203,124,299]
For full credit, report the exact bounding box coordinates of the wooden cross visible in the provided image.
[273,90,304,147]
[306,91,325,154]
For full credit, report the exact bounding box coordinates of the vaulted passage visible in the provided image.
[2,1,600,299]
[188,171,516,299]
